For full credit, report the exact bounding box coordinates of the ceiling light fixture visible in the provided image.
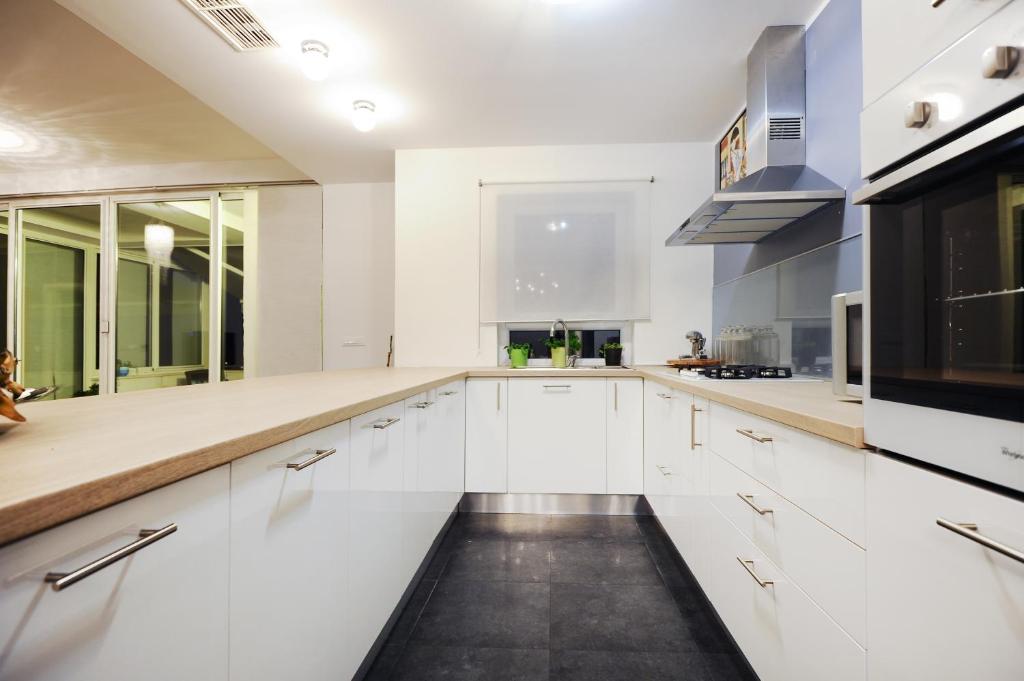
[352,100,377,132]
[300,40,330,81]
[144,224,175,262]
[0,128,25,150]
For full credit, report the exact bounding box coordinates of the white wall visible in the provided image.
[395,143,715,367]
[253,184,323,377]
[322,183,395,370]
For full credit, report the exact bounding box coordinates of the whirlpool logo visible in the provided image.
[1002,446,1024,462]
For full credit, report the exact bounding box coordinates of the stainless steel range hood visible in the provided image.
[666,26,845,246]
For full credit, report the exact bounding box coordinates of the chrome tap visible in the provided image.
[549,319,577,367]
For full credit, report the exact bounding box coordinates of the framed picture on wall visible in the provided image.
[719,110,747,190]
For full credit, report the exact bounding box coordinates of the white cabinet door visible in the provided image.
[402,392,435,586]
[0,466,230,681]
[671,392,711,583]
[867,454,1024,681]
[465,378,508,493]
[862,0,1013,107]
[508,378,607,494]
[229,421,355,681]
[349,402,406,664]
[606,378,643,494]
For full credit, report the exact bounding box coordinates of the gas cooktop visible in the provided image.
[685,365,793,380]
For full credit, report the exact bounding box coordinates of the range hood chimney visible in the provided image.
[666,25,845,246]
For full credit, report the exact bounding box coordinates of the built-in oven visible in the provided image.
[857,104,1024,494]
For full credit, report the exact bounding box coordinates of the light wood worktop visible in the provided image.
[0,364,864,547]
[634,366,866,450]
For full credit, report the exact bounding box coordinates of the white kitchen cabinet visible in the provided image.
[508,378,607,494]
[866,453,1024,681]
[0,466,230,681]
[348,401,406,662]
[705,506,865,681]
[606,378,644,494]
[402,391,436,585]
[862,0,1013,107]
[229,421,355,681]
[465,378,508,493]
[643,380,686,514]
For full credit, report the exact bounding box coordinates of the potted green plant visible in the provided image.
[600,342,624,366]
[505,342,531,368]
[545,332,581,368]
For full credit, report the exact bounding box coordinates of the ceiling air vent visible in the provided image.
[768,116,804,141]
[179,0,279,51]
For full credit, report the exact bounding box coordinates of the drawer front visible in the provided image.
[862,0,1014,108]
[709,453,866,646]
[708,402,865,546]
[862,0,1024,177]
[0,466,230,681]
[508,378,607,494]
[867,454,1024,681]
[706,507,865,681]
[643,381,687,501]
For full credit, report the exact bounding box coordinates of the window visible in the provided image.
[508,328,622,360]
[480,181,651,323]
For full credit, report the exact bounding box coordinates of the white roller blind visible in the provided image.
[480,181,651,323]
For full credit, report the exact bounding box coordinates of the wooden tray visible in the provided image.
[666,358,721,368]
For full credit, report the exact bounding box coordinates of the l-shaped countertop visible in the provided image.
[0,366,865,547]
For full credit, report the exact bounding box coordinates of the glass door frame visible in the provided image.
[5,187,251,396]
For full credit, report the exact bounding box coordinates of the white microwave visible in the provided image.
[831,291,862,398]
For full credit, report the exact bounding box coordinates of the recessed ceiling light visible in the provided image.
[0,128,25,150]
[352,100,376,132]
[301,40,330,81]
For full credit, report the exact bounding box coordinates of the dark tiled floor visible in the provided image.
[364,513,757,681]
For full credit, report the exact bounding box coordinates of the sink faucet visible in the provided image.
[550,319,577,368]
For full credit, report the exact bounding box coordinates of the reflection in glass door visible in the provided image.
[17,205,102,399]
[1,208,8,351]
[220,197,247,380]
[116,200,211,392]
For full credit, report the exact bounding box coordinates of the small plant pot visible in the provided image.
[603,348,623,366]
[117,367,130,377]
[550,346,567,368]
[509,347,529,368]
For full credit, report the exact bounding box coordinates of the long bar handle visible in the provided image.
[45,524,178,592]
[937,518,1024,564]
[691,404,703,450]
[496,382,501,411]
[614,382,618,412]
[372,417,401,429]
[287,448,336,471]
[543,384,572,390]
[737,493,774,516]
[737,557,774,588]
[737,428,773,444]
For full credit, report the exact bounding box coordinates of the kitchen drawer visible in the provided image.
[862,0,1014,108]
[862,0,1024,177]
[709,452,865,647]
[706,506,865,681]
[708,402,865,546]
[867,453,1024,681]
[0,466,230,681]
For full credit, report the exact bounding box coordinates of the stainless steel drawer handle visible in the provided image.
[937,518,1024,565]
[737,493,774,516]
[287,448,337,472]
[656,392,673,400]
[690,404,703,450]
[439,390,459,396]
[931,0,945,7]
[409,401,434,409]
[737,557,774,588]
[736,428,773,444]
[45,524,178,592]
[543,384,572,390]
[655,464,672,477]
[372,417,401,429]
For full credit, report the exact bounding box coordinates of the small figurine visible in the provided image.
[0,350,57,423]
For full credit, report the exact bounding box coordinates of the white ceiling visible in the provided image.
[0,0,291,175]
[55,0,826,184]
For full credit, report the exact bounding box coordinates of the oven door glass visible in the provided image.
[870,133,1024,422]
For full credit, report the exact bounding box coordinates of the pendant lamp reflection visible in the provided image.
[144,223,175,263]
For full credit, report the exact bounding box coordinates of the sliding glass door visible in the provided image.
[3,190,255,399]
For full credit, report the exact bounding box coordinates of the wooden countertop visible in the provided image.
[0,365,864,547]
[634,366,866,450]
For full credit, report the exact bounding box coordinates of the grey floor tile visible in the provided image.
[701,653,759,681]
[551,649,711,681]
[550,540,662,586]
[454,513,554,540]
[441,538,552,583]
[541,514,645,542]
[388,579,438,644]
[390,646,549,681]
[410,580,550,649]
[550,582,697,653]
